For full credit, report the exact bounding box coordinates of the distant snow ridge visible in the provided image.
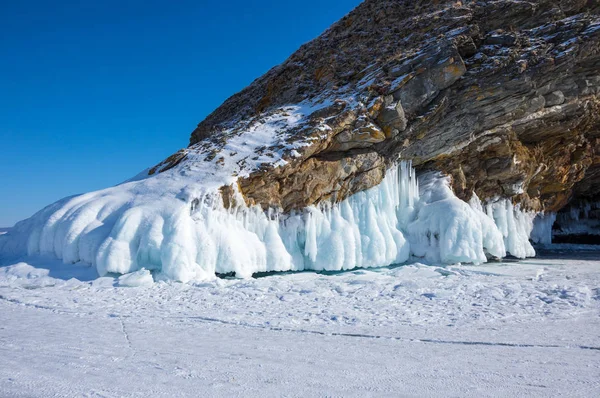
[0,162,551,282]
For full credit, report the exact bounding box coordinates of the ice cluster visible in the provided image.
[554,201,600,237]
[0,162,551,282]
[530,213,558,245]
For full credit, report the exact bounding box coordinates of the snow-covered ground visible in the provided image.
[0,246,599,397]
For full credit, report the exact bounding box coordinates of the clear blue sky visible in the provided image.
[0,0,362,226]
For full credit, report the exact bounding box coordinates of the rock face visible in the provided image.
[154,0,600,217]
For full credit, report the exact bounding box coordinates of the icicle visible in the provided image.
[531,213,557,245]
[0,161,546,282]
[554,199,600,239]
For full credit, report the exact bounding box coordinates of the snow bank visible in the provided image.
[0,161,545,282]
[0,262,58,288]
[118,268,154,287]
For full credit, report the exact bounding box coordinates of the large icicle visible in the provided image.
[486,199,537,258]
[530,213,557,245]
[408,173,506,265]
[0,162,542,282]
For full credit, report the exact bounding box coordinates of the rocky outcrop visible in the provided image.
[155,0,600,216]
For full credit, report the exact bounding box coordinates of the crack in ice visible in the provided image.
[118,317,136,358]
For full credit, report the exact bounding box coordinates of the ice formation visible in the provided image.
[0,161,551,282]
[553,201,600,236]
[118,268,154,287]
[531,213,558,245]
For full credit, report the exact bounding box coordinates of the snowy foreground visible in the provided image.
[1,247,599,397]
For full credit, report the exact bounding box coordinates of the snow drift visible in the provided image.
[0,160,552,282]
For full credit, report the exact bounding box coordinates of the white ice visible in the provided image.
[531,212,557,244]
[0,159,552,281]
[118,268,154,287]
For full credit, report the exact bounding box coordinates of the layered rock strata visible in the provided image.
[152,0,600,216]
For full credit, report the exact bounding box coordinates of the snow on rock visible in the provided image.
[159,99,338,189]
[0,161,416,282]
[0,161,546,282]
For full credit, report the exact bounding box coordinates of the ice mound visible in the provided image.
[0,162,549,282]
[118,268,154,287]
[409,174,506,264]
[408,172,543,264]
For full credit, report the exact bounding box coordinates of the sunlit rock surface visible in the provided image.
[162,0,600,214]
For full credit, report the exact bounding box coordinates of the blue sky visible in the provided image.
[0,0,362,226]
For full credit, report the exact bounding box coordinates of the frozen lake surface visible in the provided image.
[1,246,599,397]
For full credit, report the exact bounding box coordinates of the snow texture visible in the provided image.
[0,160,552,281]
[0,250,599,397]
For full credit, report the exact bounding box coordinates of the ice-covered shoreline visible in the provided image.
[0,161,554,282]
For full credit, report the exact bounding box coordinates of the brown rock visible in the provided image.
[153,0,600,216]
[377,98,407,133]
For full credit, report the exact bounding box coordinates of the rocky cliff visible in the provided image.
[153,0,600,216]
